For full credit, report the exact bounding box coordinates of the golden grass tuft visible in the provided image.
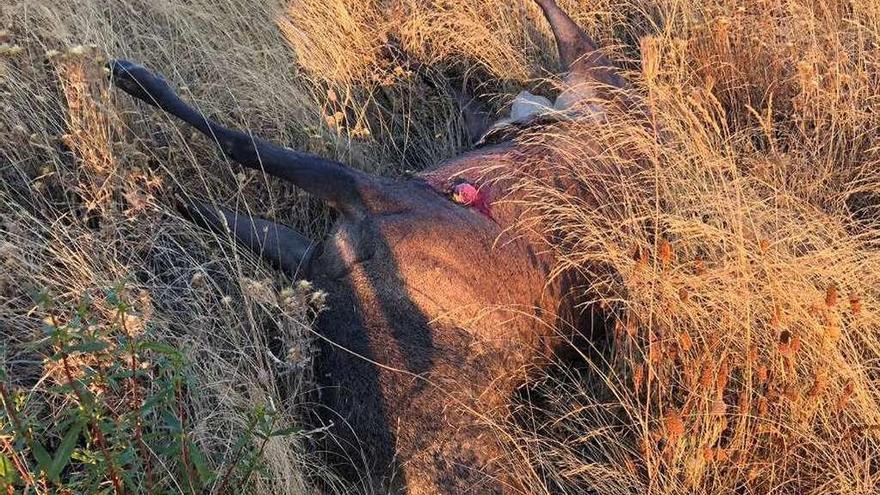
[1,0,879,493]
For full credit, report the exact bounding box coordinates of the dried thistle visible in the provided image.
[633,364,645,393]
[747,345,759,364]
[659,239,672,269]
[678,286,690,302]
[679,331,693,352]
[665,410,685,443]
[190,271,207,289]
[825,285,838,308]
[807,371,828,398]
[849,293,862,314]
[716,355,730,395]
[770,305,781,330]
[700,362,714,389]
[738,391,750,416]
[836,380,855,413]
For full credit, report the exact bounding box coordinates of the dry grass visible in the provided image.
[1,0,879,494]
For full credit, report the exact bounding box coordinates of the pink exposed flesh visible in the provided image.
[452,182,492,218]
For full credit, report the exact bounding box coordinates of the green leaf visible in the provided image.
[270,426,302,437]
[31,439,52,474]
[42,322,58,335]
[139,341,181,358]
[31,289,53,308]
[0,452,18,485]
[140,390,170,414]
[108,369,136,381]
[47,420,83,481]
[68,341,109,354]
[71,448,99,465]
[105,288,119,306]
[75,295,92,319]
[161,410,182,433]
[188,440,214,484]
[116,446,137,466]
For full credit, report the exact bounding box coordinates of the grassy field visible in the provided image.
[1,0,879,493]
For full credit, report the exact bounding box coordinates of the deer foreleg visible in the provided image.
[178,197,316,277]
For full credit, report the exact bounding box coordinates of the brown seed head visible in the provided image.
[700,362,714,389]
[770,305,781,329]
[633,364,645,393]
[634,245,649,268]
[191,271,206,289]
[716,356,730,395]
[678,286,690,302]
[702,445,715,462]
[849,293,862,314]
[807,371,827,398]
[708,333,720,350]
[626,318,638,338]
[665,410,685,441]
[757,364,769,384]
[649,340,662,365]
[659,240,672,268]
[825,316,841,343]
[747,345,759,364]
[778,330,797,358]
[836,380,855,413]
[757,397,769,416]
[738,391,750,415]
[679,331,693,352]
[825,285,838,307]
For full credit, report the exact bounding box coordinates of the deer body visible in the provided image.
[311,145,568,493]
[109,1,628,493]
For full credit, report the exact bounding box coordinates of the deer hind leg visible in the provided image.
[178,197,316,277]
[108,60,379,215]
[107,60,271,169]
[449,84,494,146]
[533,0,629,111]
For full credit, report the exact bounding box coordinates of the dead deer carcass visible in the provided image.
[109,1,630,493]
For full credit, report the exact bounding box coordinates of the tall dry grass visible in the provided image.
[504,2,880,493]
[1,0,879,493]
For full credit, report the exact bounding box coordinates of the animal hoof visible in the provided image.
[106,59,168,103]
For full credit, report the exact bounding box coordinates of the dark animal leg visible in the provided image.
[178,197,316,277]
[108,60,378,215]
[450,84,494,145]
[534,0,629,90]
[413,65,494,146]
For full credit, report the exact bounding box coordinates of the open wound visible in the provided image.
[451,182,492,218]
